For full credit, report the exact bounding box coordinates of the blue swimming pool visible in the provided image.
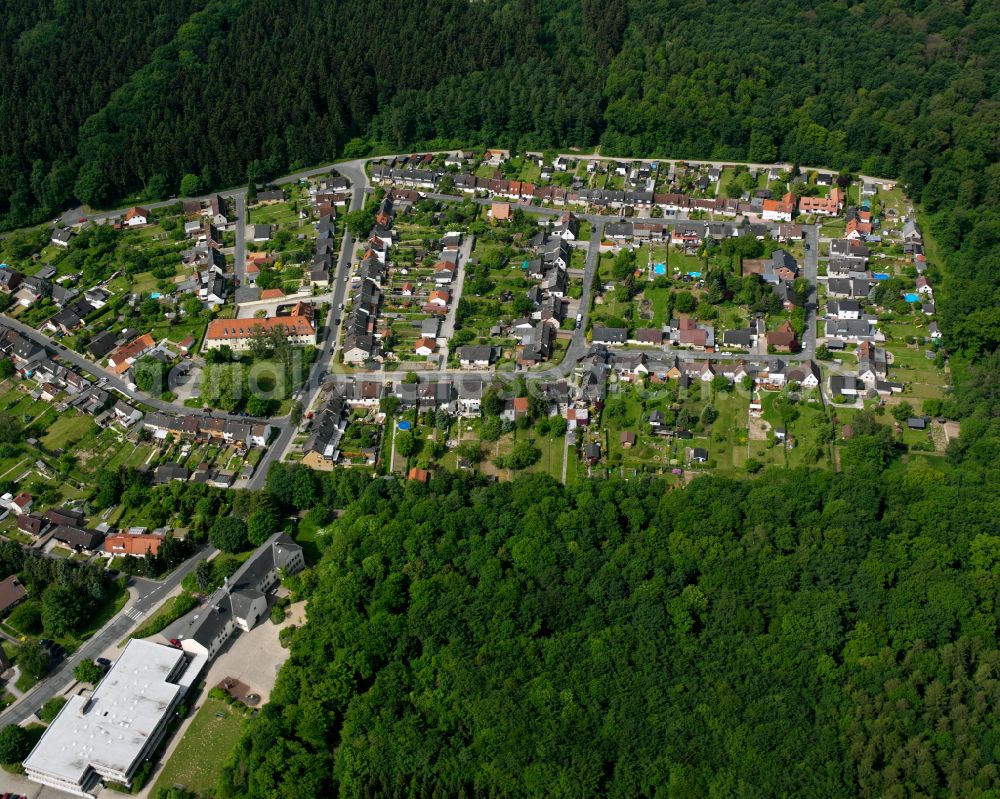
[150,292,161,299]
[904,292,919,303]
[653,263,666,275]
[872,272,890,280]
[687,271,702,278]
[397,421,412,431]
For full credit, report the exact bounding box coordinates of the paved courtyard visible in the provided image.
[201,596,305,704]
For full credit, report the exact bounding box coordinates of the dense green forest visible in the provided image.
[210,357,1000,799]
[3,0,999,355]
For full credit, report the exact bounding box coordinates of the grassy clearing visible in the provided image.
[39,413,96,450]
[151,697,248,798]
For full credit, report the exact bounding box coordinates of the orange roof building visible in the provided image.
[108,333,156,374]
[490,202,512,223]
[123,206,150,226]
[260,288,285,300]
[762,199,794,221]
[428,289,450,306]
[797,188,843,216]
[104,533,163,557]
[204,305,317,351]
[415,337,438,355]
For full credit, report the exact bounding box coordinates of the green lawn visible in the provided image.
[40,413,96,450]
[151,697,248,798]
[528,433,566,481]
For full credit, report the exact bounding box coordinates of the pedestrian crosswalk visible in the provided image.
[123,607,145,621]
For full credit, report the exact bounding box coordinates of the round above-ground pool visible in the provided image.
[904,292,919,302]
[653,263,666,275]
[872,272,890,280]
[397,420,412,431]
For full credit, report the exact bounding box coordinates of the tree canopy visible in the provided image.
[221,394,1000,799]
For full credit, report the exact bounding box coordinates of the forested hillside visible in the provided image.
[218,371,1000,797]
[2,0,999,355]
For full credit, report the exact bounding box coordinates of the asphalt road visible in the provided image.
[247,158,368,488]
[801,224,819,358]
[0,547,213,727]
[233,190,247,287]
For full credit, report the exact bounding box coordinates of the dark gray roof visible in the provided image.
[51,525,103,550]
[458,345,494,363]
[592,327,627,344]
[87,331,118,358]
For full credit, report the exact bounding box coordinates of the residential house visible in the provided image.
[153,463,191,484]
[255,189,286,205]
[0,268,22,293]
[902,219,923,243]
[828,299,861,320]
[11,493,33,515]
[249,224,272,242]
[124,207,149,227]
[0,575,27,617]
[51,525,104,551]
[455,378,485,416]
[87,331,119,360]
[458,346,495,369]
[591,327,627,346]
[766,320,798,352]
[415,337,438,358]
[104,532,164,558]
[206,194,230,226]
[764,249,798,284]
[551,212,580,241]
[17,514,46,537]
[762,199,794,222]
[50,228,73,247]
[342,333,377,364]
[783,361,821,388]
[107,333,156,375]
[301,397,346,470]
[490,202,512,223]
[631,328,663,346]
[825,318,878,342]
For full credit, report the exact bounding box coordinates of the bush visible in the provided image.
[0,723,32,764]
[7,600,42,635]
[74,659,104,685]
[209,517,250,553]
[270,600,288,625]
[16,640,50,680]
[38,696,67,723]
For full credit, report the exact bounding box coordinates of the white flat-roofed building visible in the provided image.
[23,639,205,798]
